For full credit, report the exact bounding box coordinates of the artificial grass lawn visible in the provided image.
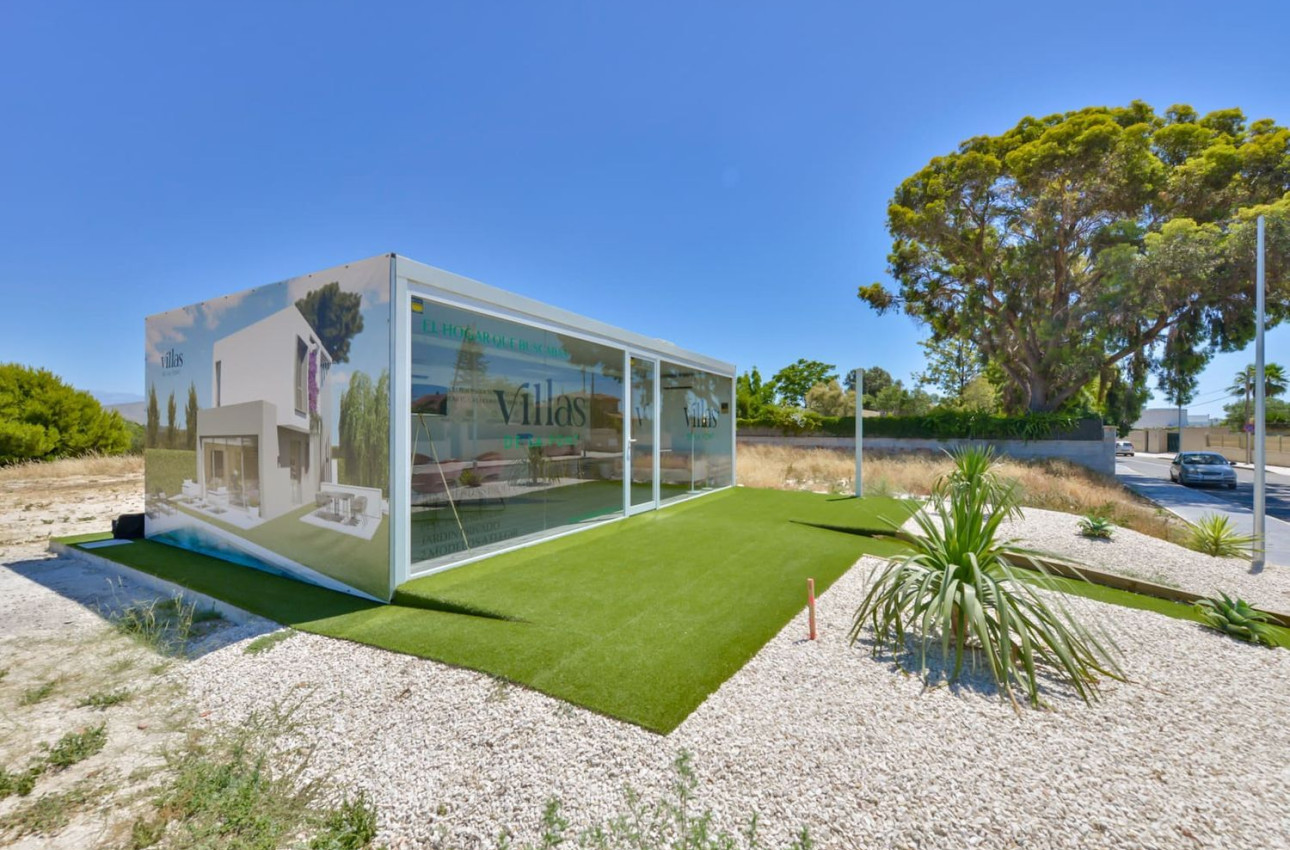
[75,488,913,732]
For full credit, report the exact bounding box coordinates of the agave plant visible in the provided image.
[1195,593,1277,647]
[851,454,1121,708]
[1186,514,1257,558]
[932,445,1023,520]
[1077,514,1115,540]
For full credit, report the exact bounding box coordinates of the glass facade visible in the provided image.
[408,294,734,572]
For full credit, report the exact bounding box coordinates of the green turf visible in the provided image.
[70,488,913,732]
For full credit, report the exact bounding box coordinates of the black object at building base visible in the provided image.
[112,513,145,540]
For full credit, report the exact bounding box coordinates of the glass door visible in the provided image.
[626,354,659,514]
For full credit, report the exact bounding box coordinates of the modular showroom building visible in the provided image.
[144,255,736,601]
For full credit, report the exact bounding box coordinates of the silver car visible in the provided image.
[1169,452,1238,489]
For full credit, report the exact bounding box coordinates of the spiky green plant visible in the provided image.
[851,454,1121,708]
[1077,514,1115,540]
[1194,593,1276,647]
[932,445,1022,520]
[1186,514,1257,558]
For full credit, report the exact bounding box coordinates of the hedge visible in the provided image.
[738,409,1101,441]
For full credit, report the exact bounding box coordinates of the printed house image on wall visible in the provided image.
[145,254,735,602]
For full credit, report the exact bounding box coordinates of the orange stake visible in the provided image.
[807,578,816,640]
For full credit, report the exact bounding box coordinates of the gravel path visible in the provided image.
[183,553,1290,850]
[998,507,1290,614]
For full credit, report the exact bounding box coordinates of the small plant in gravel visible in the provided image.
[0,763,45,799]
[244,628,298,656]
[78,689,131,710]
[1195,593,1277,647]
[496,751,813,850]
[19,679,58,706]
[0,779,106,840]
[111,595,204,655]
[851,448,1122,709]
[45,724,107,769]
[129,704,384,850]
[1186,514,1257,558]
[1077,514,1115,540]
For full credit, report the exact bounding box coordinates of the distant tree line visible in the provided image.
[0,364,131,464]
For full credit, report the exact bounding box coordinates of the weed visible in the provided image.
[0,668,7,681]
[45,724,108,769]
[111,594,206,655]
[19,679,58,706]
[79,689,132,710]
[135,703,383,850]
[486,679,511,703]
[244,628,297,656]
[107,656,136,674]
[498,750,813,849]
[309,791,380,850]
[0,779,102,839]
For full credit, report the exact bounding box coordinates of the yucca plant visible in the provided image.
[1186,514,1257,558]
[932,445,1023,520]
[1195,593,1277,647]
[851,453,1122,709]
[1077,514,1115,540]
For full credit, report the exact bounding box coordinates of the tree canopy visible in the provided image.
[296,282,365,363]
[0,364,130,464]
[860,102,1290,412]
[771,359,837,407]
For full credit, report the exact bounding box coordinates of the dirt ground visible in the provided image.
[0,458,269,848]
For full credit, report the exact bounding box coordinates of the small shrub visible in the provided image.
[1195,593,1277,647]
[45,724,107,769]
[78,689,131,710]
[1077,514,1115,540]
[1186,514,1256,558]
[19,679,58,706]
[244,629,297,656]
[850,449,1121,708]
[0,764,44,799]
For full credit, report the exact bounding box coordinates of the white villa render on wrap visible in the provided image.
[195,305,334,523]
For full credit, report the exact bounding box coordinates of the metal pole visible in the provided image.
[1253,215,1266,572]
[854,368,863,498]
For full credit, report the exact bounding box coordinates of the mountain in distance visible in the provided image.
[87,390,147,425]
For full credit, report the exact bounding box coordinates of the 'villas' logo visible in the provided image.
[494,380,588,427]
[159,349,184,371]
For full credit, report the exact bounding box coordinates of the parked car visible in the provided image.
[1169,452,1238,489]
[1115,440,1135,457]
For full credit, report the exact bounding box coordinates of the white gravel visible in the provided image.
[995,507,1290,615]
[182,550,1290,850]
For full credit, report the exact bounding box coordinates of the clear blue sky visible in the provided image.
[1,1,1286,419]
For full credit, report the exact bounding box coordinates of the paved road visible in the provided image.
[1117,456,1290,523]
[1115,455,1290,568]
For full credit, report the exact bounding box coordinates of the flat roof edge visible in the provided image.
[394,255,736,376]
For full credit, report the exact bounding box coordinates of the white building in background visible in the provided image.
[194,305,334,522]
[1134,407,1188,429]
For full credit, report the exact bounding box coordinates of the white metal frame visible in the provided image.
[392,256,735,580]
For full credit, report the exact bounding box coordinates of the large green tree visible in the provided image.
[184,382,199,450]
[296,281,365,363]
[0,364,130,464]
[735,366,777,418]
[859,102,1290,412]
[145,384,160,448]
[772,359,837,407]
[915,334,984,402]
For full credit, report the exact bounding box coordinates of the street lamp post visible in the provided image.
[1253,215,1267,573]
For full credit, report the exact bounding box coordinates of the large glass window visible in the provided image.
[409,298,627,567]
[659,363,733,502]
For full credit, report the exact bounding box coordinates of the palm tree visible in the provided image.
[1228,363,1286,461]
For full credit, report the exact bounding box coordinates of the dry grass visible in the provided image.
[736,443,1188,544]
[0,453,143,483]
